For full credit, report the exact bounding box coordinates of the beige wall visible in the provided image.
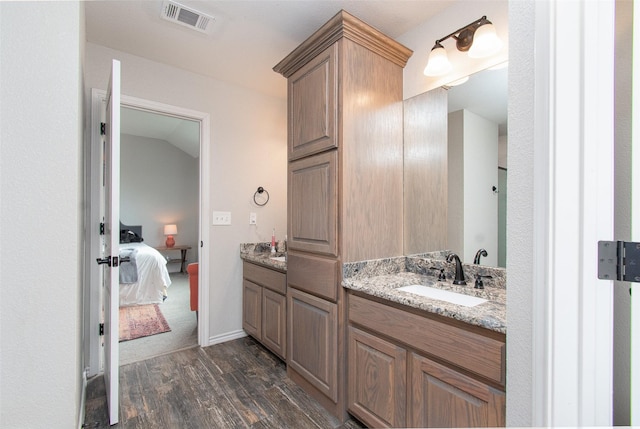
[0,2,85,426]
[84,42,288,342]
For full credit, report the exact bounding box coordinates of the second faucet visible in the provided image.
[446,253,467,285]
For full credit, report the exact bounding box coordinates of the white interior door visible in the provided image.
[101,59,121,425]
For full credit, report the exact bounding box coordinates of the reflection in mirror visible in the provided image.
[403,64,507,268]
[447,65,507,267]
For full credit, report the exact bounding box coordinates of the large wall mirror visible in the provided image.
[404,64,508,268]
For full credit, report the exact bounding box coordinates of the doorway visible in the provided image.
[86,90,211,376]
[119,106,199,364]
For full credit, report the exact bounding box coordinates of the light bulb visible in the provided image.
[424,44,452,77]
[468,22,502,58]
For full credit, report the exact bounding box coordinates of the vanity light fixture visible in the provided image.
[424,16,503,77]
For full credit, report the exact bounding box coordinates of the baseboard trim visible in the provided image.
[78,368,87,429]
[207,329,247,346]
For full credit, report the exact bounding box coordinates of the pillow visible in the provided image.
[120,229,144,243]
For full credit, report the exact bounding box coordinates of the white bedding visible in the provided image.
[118,242,171,307]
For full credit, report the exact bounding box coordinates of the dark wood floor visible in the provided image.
[84,336,365,428]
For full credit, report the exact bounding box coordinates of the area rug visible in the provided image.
[119,304,171,342]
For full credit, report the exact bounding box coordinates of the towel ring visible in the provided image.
[253,186,269,206]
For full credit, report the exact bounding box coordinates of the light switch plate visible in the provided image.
[249,212,257,225]
[212,211,231,225]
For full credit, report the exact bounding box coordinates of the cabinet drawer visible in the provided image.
[243,261,286,295]
[348,294,505,386]
[287,252,338,302]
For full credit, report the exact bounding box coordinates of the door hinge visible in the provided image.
[100,122,106,135]
[99,222,105,235]
[99,323,104,336]
[598,241,640,282]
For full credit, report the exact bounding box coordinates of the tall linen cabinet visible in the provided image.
[274,10,412,420]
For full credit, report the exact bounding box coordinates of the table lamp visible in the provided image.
[164,224,177,247]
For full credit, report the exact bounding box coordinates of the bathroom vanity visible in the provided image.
[240,245,287,360]
[342,256,506,428]
[240,244,507,428]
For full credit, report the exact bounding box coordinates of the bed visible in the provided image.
[118,223,172,307]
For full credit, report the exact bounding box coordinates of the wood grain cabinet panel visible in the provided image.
[288,44,338,160]
[242,280,262,340]
[274,10,413,421]
[288,151,338,256]
[262,288,286,359]
[243,262,286,294]
[348,326,406,428]
[286,252,339,302]
[347,292,505,427]
[349,293,505,386]
[410,353,505,428]
[287,288,338,402]
[242,262,287,360]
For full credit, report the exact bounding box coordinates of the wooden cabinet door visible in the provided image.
[348,327,406,428]
[409,353,505,428]
[288,150,338,256]
[287,287,338,401]
[262,288,286,360]
[288,43,338,160]
[242,280,262,341]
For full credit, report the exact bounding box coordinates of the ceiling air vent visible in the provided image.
[161,1,214,34]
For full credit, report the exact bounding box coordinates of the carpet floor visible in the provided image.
[119,273,197,365]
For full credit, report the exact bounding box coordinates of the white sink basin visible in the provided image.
[397,284,487,307]
[270,256,286,262]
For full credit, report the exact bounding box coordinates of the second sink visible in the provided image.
[397,284,487,307]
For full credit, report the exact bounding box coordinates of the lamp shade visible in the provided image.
[164,224,177,235]
[424,44,452,77]
[468,21,502,58]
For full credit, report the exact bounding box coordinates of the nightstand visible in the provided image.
[154,245,191,273]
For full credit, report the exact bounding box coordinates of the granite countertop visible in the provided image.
[239,244,505,334]
[239,242,287,272]
[342,256,506,334]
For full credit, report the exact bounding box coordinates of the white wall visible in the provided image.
[84,43,288,343]
[447,110,499,265]
[0,2,84,427]
[505,1,535,424]
[462,110,499,266]
[120,133,199,268]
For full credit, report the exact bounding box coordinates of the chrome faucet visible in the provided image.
[473,248,488,265]
[446,253,467,285]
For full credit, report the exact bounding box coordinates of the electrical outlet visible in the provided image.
[249,212,257,225]
[212,211,231,225]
